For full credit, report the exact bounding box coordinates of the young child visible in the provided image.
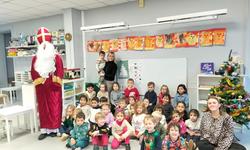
[66,112,89,150]
[60,104,75,141]
[158,84,170,105]
[77,95,91,122]
[144,82,157,114]
[185,109,201,142]
[154,104,166,125]
[124,78,140,102]
[162,122,187,150]
[174,84,189,108]
[126,96,136,114]
[141,115,162,150]
[162,93,174,123]
[110,82,123,106]
[96,51,106,84]
[170,110,187,136]
[132,101,146,139]
[176,101,189,121]
[89,97,101,127]
[99,96,109,107]
[143,98,151,114]
[110,82,123,112]
[101,103,114,128]
[88,112,110,150]
[85,83,96,100]
[152,111,167,139]
[111,110,134,150]
[97,83,109,102]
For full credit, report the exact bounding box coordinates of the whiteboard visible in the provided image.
[117,58,187,97]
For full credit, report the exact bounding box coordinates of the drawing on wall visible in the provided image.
[213,28,226,45]
[102,40,110,52]
[109,39,119,52]
[129,62,142,83]
[199,29,213,47]
[164,33,177,48]
[155,35,165,48]
[118,38,127,51]
[144,36,156,50]
[117,60,129,79]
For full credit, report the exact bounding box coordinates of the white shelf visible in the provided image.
[6,44,65,49]
[198,100,207,104]
[63,78,85,84]
[7,53,65,58]
[64,95,75,99]
[198,74,246,77]
[198,87,212,90]
[75,92,84,96]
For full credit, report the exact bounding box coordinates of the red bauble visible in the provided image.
[227,65,233,73]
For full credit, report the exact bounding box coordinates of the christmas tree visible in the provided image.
[210,50,250,126]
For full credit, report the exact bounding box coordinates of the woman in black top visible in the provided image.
[103,52,117,93]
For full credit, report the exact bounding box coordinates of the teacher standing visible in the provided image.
[197,96,246,150]
[103,52,117,93]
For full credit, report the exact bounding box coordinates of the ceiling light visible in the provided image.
[81,22,126,31]
[156,9,227,23]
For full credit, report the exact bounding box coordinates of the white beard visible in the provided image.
[34,42,56,78]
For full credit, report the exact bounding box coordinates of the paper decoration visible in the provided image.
[176,32,188,48]
[109,39,119,52]
[164,33,177,48]
[127,36,136,50]
[155,35,165,48]
[118,38,127,51]
[213,28,226,45]
[134,36,144,50]
[102,40,110,52]
[87,40,102,52]
[184,31,199,47]
[199,29,213,47]
[200,62,214,74]
[144,36,156,50]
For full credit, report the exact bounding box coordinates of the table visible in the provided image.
[0,105,34,143]
[0,86,22,104]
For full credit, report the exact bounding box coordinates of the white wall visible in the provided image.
[83,0,249,107]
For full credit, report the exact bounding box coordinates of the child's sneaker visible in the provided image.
[60,133,69,141]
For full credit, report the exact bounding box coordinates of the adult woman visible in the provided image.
[197,96,246,150]
[103,52,117,93]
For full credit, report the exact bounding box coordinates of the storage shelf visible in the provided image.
[7,54,65,58]
[198,100,207,104]
[6,44,65,49]
[198,87,212,90]
[63,78,85,84]
[75,92,84,96]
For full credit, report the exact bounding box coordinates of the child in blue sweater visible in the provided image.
[174,84,189,108]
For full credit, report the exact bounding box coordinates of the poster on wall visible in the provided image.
[109,39,119,52]
[184,31,199,47]
[117,60,129,79]
[118,38,127,51]
[87,40,102,52]
[164,33,177,48]
[155,35,165,48]
[144,36,156,50]
[213,28,226,45]
[199,29,213,47]
[200,62,214,74]
[134,36,145,50]
[102,40,110,52]
[176,32,188,48]
[127,36,137,50]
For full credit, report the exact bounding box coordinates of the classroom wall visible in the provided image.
[245,0,250,92]
[83,0,249,107]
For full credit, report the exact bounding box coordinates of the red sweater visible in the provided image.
[124,87,140,101]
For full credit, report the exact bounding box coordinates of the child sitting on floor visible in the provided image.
[111,109,133,150]
[66,112,89,150]
[59,104,75,141]
[141,115,162,150]
[88,112,110,150]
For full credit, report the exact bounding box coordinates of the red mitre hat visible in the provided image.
[37,27,52,44]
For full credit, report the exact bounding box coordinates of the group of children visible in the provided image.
[59,77,201,150]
